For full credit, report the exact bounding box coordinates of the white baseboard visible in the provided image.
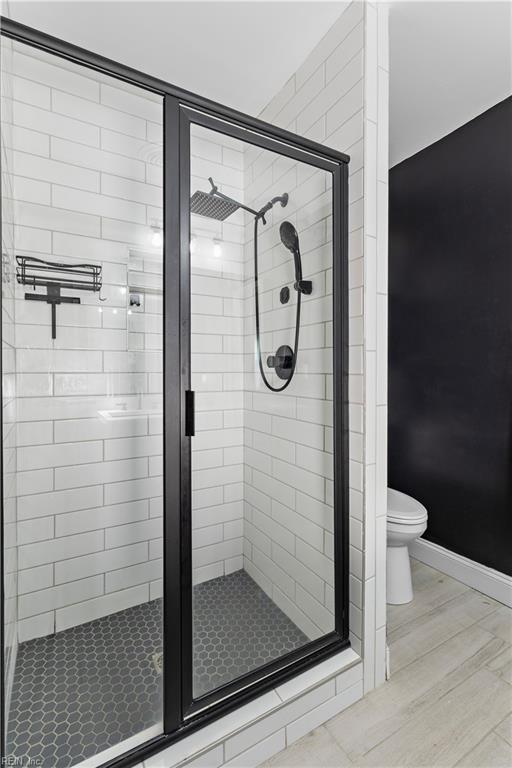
[409,538,512,608]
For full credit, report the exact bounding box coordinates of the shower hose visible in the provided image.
[253,217,301,392]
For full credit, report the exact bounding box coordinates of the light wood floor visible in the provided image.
[262,560,512,767]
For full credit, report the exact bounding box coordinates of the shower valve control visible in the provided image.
[280,286,290,304]
[267,345,294,381]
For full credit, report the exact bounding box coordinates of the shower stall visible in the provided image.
[0,18,349,768]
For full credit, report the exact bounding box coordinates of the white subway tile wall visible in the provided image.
[6,40,165,641]
[2,2,390,766]
[254,0,389,693]
[4,5,388,740]
[241,145,335,639]
[190,125,246,581]
[1,31,19,721]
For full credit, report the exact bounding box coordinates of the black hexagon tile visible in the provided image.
[7,571,306,768]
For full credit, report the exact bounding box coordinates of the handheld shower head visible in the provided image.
[279,221,299,254]
[279,221,312,296]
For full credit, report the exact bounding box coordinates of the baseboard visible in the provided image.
[410,538,512,608]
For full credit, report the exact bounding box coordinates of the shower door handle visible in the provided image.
[185,390,195,437]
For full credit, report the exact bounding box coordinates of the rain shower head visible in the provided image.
[190,177,241,221]
[190,190,240,221]
[279,221,299,254]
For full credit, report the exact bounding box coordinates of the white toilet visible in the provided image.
[387,488,428,604]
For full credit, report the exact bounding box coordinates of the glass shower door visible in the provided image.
[186,113,339,702]
[2,39,165,768]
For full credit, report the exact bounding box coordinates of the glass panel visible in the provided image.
[2,40,164,767]
[190,123,334,699]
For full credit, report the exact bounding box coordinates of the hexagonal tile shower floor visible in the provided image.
[7,570,307,768]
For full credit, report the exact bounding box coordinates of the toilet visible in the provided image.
[387,488,428,604]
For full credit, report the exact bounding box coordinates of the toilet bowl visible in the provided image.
[387,488,428,605]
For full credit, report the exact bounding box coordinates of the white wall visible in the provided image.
[255,0,389,692]
[390,1,512,166]
[242,150,335,640]
[4,0,389,712]
[190,125,246,583]
[6,41,165,641]
[1,28,18,728]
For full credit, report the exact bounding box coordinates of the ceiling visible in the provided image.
[6,1,511,168]
[6,0,347,116]
[390,1,512,166]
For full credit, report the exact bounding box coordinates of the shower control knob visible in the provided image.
[267,345,294,380]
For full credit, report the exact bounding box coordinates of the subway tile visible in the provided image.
[104,475,163,505]
[104,517,161,548]
[17,516,53,545]
[19,530,104,569]
[53,372,146,397]
[273,458,325,501]
[100,82,162,123]
[14,102,99,147]
[55,457,148,490]
[13,50,99,101]
[52,184,146,224]
[51,136,145,181]
[100,127,160,161]
[18,484,103,521]
[193,538,243,569]
[56,584,148,631]
[193,524,224,549]
[104,434,162,461]
[15,372,52,397]
[17,564,54,595]
[252,469,295,510]
[106,558,162,592]
[14,224,51,252]
[192,500,243,528]
[272,500,324,551]
[52,90,146,139]
[19,575,103,620]
[7,125,50,156]
[286,680,363,745]
[17,440,102,471]
[18,612,54,642]
[225,729,286,768]
[101,173,161,206]
[17,348,103,373]
[14,200,100,237]
[326,21,364,83]
[12,175,50,205]
[54,414,148,443]
[53,327,128,351]
[13,149,99,191]
[52,230,129,265]
[296,539,334,586]
[55,499,149,537]
[192,464,243,491]
[55,542,148,584]
[17,468,53,496]
[225,681,334,760]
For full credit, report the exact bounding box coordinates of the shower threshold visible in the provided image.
[7,570,306,768]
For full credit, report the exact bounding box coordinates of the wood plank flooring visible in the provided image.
[262,560,512,767]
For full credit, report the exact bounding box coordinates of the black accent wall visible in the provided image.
[389,97,512,576]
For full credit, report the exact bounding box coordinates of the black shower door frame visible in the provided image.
[175,104,350,723]
[0,18,350,768]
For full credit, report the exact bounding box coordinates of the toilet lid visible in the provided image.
[388,488,428,524]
